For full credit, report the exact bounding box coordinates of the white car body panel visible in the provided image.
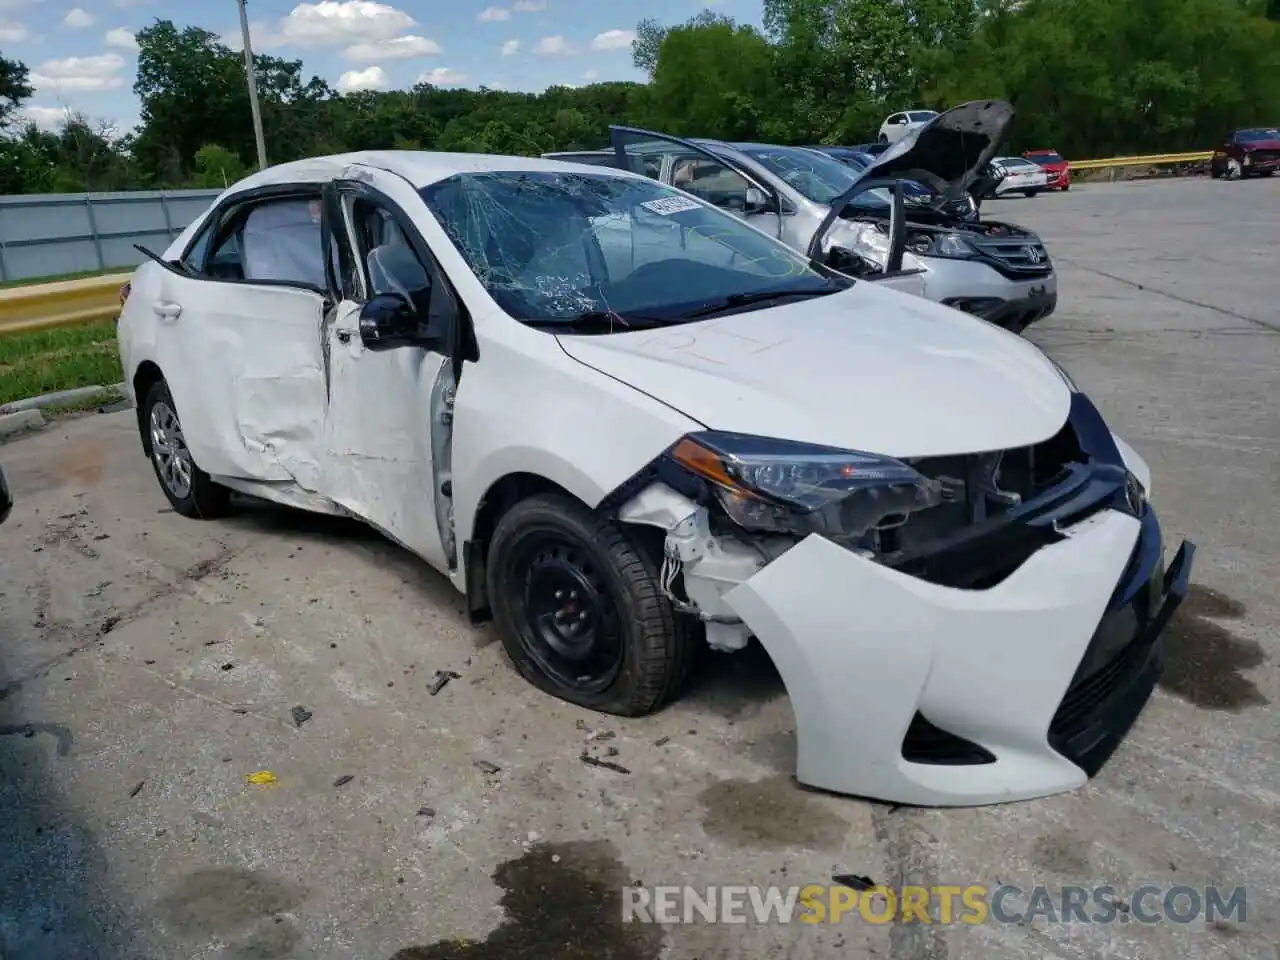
[557,280,1071,458]
[116,149,1180,808]
[993,158,1050,194]
[722,509,1140,806]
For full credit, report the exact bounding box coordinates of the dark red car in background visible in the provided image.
[1210,127,1280,180]
[1023,149,1070,190]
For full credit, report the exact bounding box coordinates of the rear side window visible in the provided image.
[908,111,938,122]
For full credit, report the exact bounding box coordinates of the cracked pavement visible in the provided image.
[1,176,1277,960]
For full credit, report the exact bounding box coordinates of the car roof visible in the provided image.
[227,150,641,194]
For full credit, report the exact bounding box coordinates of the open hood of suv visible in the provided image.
[863,100,1015,200]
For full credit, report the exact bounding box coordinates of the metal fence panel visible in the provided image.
[0,188,222,283]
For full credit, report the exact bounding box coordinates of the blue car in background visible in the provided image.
[806,145,935,201]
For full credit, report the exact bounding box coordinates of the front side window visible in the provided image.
[737,146,860,205]
[348,197,435,316]
[238,197,327,288]
[420,171,848,326]
[908,111,938,123]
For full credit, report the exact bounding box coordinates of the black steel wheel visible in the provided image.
[486,492,693,716]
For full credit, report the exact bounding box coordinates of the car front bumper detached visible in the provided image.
[722,508,1193,806]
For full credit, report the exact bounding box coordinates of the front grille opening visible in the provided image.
[1050,634,1152,738]
[902,712,996,765]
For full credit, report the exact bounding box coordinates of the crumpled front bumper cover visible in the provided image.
[720,506,1194,807]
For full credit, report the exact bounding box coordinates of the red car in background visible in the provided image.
[1023,149,1070,190]
[1210,127,1280,180]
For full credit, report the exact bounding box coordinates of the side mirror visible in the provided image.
[359,292,433,351]
[744,184,771,214]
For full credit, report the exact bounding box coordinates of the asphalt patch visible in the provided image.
[388,839,662,960]
[1159,584,1267,710]
[698,774,848,849]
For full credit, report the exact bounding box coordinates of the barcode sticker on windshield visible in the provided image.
[641,196,701,216]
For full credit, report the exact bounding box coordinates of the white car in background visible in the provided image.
[116,149,1193,808]
[993,156,1051,197]
[878,110,940,144]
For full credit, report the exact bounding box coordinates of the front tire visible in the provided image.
[1024,190,1038,198]
[485,493,693,717]
[142,380,230,519]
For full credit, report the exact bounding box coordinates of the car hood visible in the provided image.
[1240,139,1280,151]
[556,283,1071,459]
[864,100,1015,201]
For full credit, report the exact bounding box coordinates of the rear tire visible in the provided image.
[142,380,231,519]
[1024,190,1038,198]
[485,492,693,717]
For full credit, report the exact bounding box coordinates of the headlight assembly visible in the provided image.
[666,431,948,545]
[906,231,978,259]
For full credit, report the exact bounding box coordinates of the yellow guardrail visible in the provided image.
[1068,151,1213,170]
[0,272,132,336]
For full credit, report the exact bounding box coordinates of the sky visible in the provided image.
[2,0,759,136]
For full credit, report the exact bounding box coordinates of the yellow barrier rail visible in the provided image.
[1068,151,1212,170]
[0,272,131,336]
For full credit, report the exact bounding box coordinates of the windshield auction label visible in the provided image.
[642,196,702,216]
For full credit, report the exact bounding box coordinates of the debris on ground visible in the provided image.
[290,706,313,727]
[220,663,235,671]
[334,774,354,787]
[427,670,461,696]
[580,751,630,775]
[417,806,435,818]
[246,770,279,787]
[586,729,615,743]
[832,874,875,891]
[474,760,501,775]
[654,737,670,747]
[129,780,145,798]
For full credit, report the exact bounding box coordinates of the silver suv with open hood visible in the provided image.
[545,100,1056,334]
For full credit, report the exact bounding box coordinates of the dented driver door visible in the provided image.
[317,168,456,574]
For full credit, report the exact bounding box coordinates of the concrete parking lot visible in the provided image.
[1,176,1277,960]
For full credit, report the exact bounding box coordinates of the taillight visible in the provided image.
[119,281,131,306]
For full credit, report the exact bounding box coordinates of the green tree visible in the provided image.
[191,143,247,188]
[0,50,32,128]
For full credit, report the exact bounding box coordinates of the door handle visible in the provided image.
[153,301,182,320]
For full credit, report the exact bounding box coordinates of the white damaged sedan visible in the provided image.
[117,151,1194,807]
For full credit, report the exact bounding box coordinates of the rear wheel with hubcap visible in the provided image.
[142,380,230,519]
[486,493,693,717]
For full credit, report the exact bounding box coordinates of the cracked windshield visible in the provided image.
[419,171,848,328]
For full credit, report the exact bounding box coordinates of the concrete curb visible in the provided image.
[0,382,126,416]
[0,408,45,439]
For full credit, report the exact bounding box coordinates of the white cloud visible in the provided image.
[532,34,574,56]
[220,21,284,52]
[113,0,150,7]
[336,65,390,92]
[104,27,137,49]
[511,0,545,10]
[280,1,415,47]
[31,53,126,92]
[19,105,71,131]
[344,34,439,60]
[63,7,94,28]
[500,39,519,55]
[486,79,505,89]
[583,68,598,80]
[419,66,466,86]
[590,28,634,51]
[0,20,27,42]
[477,5,509,21]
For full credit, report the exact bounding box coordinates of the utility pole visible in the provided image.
[238,0,268,170]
